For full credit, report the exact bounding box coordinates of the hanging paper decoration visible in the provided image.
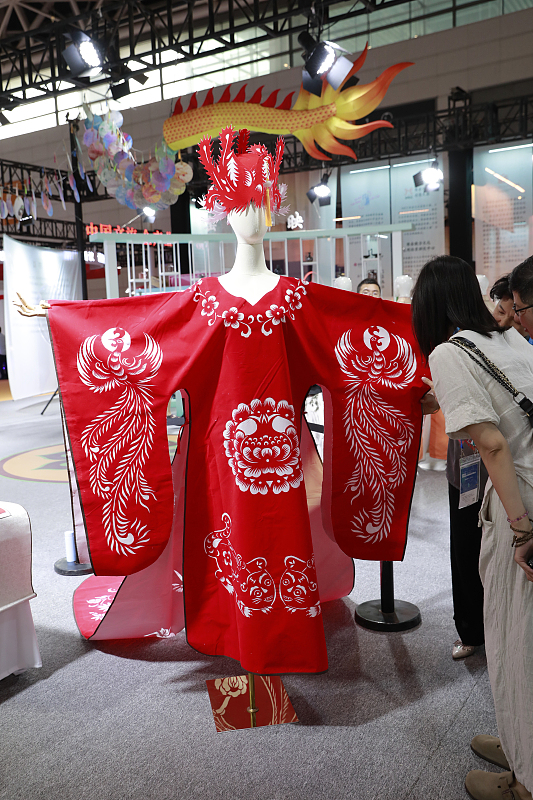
[82,108,192,216]
[6,195,14,216]
[0,198,7,220]
[41,190,54,216]
[13,196,24,221]
[55,176,66,210]
[68,173,80,203]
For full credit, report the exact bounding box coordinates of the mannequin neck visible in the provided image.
[218,205,279,304]
[218,241,279,305]
[231,240,269,276]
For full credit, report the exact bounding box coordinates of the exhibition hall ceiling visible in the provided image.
[0,0,511,109]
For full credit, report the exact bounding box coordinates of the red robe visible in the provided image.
[48,276,427,673]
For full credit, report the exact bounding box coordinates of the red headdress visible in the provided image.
[198,126,286,226]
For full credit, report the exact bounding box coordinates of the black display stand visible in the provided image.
[54,557,93,576]
[41,388,58,415]
[354,561,421,632]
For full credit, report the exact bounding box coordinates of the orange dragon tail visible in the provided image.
[163,44,412,160]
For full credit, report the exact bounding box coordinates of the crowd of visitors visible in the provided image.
[413,256,533,800]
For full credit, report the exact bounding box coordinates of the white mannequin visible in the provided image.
[218,204,279,306]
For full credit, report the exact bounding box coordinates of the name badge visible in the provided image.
[459,453,481,508]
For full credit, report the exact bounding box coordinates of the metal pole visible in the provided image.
[380,561,395,615]
[69,118,88,300]
[247,673,258,728]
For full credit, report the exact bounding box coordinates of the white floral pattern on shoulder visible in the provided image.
[191,278,307,338]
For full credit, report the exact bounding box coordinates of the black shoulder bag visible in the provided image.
[448,336,533,430]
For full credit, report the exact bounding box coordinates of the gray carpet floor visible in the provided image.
[0,395,500,800]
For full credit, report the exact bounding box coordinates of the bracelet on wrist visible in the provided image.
[507,510,529,524]
[510,527,533,548]
[509,521,533,533]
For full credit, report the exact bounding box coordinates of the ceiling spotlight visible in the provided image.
[78,40,101,69]
[307,174,331,206]
[298,32,353,97]
[413,160,443,192]
[130,72,149,86]
[421,164,444,191]
[62,31,103,79]
[111,81,131,101]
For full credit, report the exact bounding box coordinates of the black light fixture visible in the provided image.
[0,112,9,126]
[130,72,149,87]
[109,63,149,101]
[298,31,355,97]
[62,31,103,79]
[111,81,131,101]
[413,159,443,192]
[307,173,331,206]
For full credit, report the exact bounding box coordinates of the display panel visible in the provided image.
[473,141,533,286]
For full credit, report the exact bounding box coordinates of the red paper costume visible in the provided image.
[46,128,427,674]
[48,282,427,673]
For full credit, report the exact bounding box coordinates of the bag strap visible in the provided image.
[448,336,533,424]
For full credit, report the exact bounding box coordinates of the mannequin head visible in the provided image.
[228,204,267,245]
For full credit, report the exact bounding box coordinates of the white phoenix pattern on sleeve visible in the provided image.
[77,326,163,556]
[335,325,416,544]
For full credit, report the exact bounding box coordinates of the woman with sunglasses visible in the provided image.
[412,255,533,800]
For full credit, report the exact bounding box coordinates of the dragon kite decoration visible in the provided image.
[163,44,412,160]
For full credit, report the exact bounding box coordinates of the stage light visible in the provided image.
[314,182,330,198]
[307,174,331,206]
[298,31,353,97]
[62,31,103,79]
[79,40,101,69]
[111,81,131,101]
[413,160,443,192]
[143,206,156,217]
[130,72,149,86]
[422,164,443,188]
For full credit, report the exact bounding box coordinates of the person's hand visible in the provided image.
[421,376,440,415]
[513,537,533,582]
[13,292,50,317]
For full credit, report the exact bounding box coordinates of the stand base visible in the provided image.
[54,558,93,576]
[206,675,298,732]
[355,599,421,632]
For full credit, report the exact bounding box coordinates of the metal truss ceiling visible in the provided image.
[0,0,428,108]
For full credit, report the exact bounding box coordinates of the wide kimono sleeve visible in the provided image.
[47,290,200,577]
[288,283,429,561]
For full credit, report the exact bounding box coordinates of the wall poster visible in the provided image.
[390,157,445,283]
[340,156,446,295]
[473,141,533,287]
